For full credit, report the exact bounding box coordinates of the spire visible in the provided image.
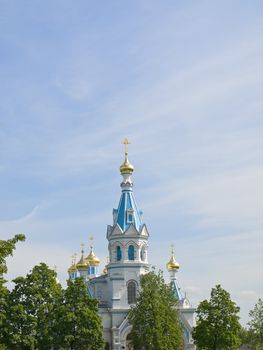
[53,265,60,284]
[103,256,109,275]
[86,236,100,266]
[166,244,180,271]
[76,243,88,271]
[113,139,143,232]
[167,244,182,301]
[119,138,134,175]
[68,254,78,274]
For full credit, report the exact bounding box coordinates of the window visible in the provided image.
[88,266,95,275]
[117,246,122,261]
[127,209,134,224]
[127,281,136,304]
[128,245,135,260]
[140,247,146,261]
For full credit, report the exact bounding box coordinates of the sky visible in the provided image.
[0,0,263,325]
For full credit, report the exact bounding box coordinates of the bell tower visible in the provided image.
[106,138,150,308]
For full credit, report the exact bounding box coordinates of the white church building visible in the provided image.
[68,140,196,350]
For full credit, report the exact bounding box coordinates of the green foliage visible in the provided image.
[2,265,104,350]
[239,326,253,346]
[2,263,62,350]
[0,234,25,276]
[193,284,241,350]
[0,234,25,348]
[53,277,104,350]
[128,270,183,350]
[0,236,104,349]
[248,298,263,349]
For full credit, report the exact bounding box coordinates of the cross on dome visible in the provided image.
[120,138,134,175]
[167,244,180,271]
[122,137,130,155]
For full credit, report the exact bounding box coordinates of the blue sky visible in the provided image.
[1,0,263,325]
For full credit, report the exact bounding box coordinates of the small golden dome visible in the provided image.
[76,244,88,271]
[68,255,78,273]
[86,237,100,267]
[86,250,100,266]
[120,153,134,174]
[166,245,180,271]
[120,138,134,174]
[103,257,109,275]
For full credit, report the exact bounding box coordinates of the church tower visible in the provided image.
[106,138,150,309]
[67,139,195,349]
[166,246,196,349]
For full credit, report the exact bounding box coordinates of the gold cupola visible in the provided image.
[166,244,180,271]
[103,256,109,275]
[120,138,134,174]
[86,236,100,267]
[76,243,88,271]
[68,255,78,274]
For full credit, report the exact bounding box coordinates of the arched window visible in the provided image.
[140,247,146,261]
[127,281,136,304]
[117,246,122,261]
[128,245,135,260]
[127,208,134,224]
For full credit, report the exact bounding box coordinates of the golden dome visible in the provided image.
[76,244,88,271]
[166,245,180,271]
[85,237,100,267]
[103,257,109,275]
[68,255,78,273]
[120,154,134,174]
[120,138,134,174]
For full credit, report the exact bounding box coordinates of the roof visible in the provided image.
[171,279,183,301]
[113,189,143,232]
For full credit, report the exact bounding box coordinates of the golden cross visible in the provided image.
[122,138,130,154]
[81,242,85,253]
[89,236,94,249]
[72,254,77,264]
[170,244,174,256]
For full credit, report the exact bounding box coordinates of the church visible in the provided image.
[67,139,196,350]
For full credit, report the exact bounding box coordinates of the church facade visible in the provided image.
[68,141,196,350]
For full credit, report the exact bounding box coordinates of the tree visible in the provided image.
[238,326,254,349]
[0,234,25,348]
[193,284,241,350]
[2,263,62,350]
[53,277,104,350]
[0,234,25,276]
[128,270,183,350]
[248,298,263,349]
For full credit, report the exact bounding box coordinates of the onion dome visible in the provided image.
[53,265,60,284]
[68,255,78,273]
[103,256,109,275]
[76,243,88,271]
[166,244,180,271]
[120,138,134,174]
[86,237,100,267]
